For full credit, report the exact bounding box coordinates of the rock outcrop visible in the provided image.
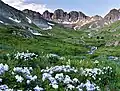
[0,0,55,38]
[23,8,120,29]
[23,9,50,28]
[42,9,103,29]
[104,9,120,24]
[0,0,29,26]
[0,0,52,29]
[52,9,65,21]
[42,9,87,24]
[1,0,120,30]
[43,10,53,20]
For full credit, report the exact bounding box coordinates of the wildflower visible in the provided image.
[55,73,64,82]
[14,51,38,60]
[4,64,9,71]
[15,75,24,83]
[42,73,51,81]
[64,75,72,84]
[84,80,96,91]
[31,75,37,81]
[76,83,84,90]
[0,78,2,82]
[52,84,58,89]
[34,85,44,91]
[0,64,9,75]
[67,84,75,90]
[27,80,30,84]
[0,85,8,90]
[29,67,33,71]
[73,78,79,83]
[49,77,57,85]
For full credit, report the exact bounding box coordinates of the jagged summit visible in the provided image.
[23,8,120,29]
[104,8,120,24]
[1,0,120,30]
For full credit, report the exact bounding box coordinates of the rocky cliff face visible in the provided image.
[23,9,50,28]
[43,10,53,20]
[22,8,120,29]
[42,9,103,29]
[104,9,120,24]
[0,0,29,26]
[0,0,55,38]
[52,9,65,21]
[42,9,87,23]
[0,0,39,37]
[0,0,51,29]
[1,0,120,30]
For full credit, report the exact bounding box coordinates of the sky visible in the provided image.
[2,0,120,17]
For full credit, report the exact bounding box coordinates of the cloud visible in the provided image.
[2,0,52,14]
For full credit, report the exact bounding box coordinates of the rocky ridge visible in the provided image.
[104,9,120,24]
[0,0,53,30]
[1,0,120,30]
[23,8,120,29]
[0,0,56,38]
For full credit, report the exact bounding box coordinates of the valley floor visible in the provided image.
[0,24,120,91]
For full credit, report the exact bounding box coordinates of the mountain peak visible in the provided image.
[1,0,120,30]
[109,8,119,13]
[104,8,120,24]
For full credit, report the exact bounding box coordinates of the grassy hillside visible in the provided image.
[0,22,120,90]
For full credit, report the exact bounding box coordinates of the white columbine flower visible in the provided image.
[34,85,44,91]
[15,75,24,83]
[0,85,8,90]
[67,84,75,90]
[42,73,51,81]
[31,75,37,81]
[29,67,33,71]
[0,78,2,82]
[0,64,9,75]
[4,64,9,71]
[84,80,96,91]
[55,73,64,82]
[52,84,58,89]
[64,75,72,84]
[27,80,30,84]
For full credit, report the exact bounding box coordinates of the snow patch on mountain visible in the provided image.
[0,21,4,24]
[62,21,72,24]
[89,25,92,29]
[104,22,109,25]
[29,29,42,36]
[48,22,55,26]
[42,26,52,30]
[74,26,80,30]
[9,17,21,23]
[26,17,32,23]
[32,33,42,36]
[62,19,80,24]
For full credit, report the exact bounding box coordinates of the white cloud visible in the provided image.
[2,0,52,14]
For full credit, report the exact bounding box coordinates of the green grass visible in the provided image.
[0,21,120,90]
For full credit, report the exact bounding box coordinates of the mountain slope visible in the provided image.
[23,8,120,30]
[104,9,120,24]
[0,0,56,37]
[23,9,55,29]
[0,20,120,90]
[0,0,32,27]
[0,1,120,90]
